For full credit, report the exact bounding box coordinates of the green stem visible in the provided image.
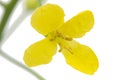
[0,1,6,7]
[0,49,45,80]
[1,11,30,44]
[0,1,46,79]
[0,0,18,41]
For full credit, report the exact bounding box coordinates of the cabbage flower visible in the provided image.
[23,4,99,75]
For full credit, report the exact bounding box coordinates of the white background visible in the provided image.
[0,0,120,80]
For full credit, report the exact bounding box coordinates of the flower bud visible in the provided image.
[25,0,46,10]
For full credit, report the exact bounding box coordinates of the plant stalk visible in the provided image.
[0,0,18,41]
[0,49,45,80]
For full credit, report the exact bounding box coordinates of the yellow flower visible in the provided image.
[23,4,99,75]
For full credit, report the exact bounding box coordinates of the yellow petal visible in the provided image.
[31,4,65,35]
[23,38,57,67]
[58,10,94,38]
[60,40,98,74]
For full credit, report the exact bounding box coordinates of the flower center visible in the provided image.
[46,31,73,54]
[47,31,72,41]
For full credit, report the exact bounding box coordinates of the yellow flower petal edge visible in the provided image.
[23,38,57,67]
[31,4,65,35]
[59,39,98,74]
[24,3,99,75]
[58,10,94,38]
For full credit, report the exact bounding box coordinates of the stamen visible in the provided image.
[56,31,73,41]
[65,47,73,54]
[47,31,57,41]
[59,48,62,52]
[64,36,73,41]
[58,43,73,54]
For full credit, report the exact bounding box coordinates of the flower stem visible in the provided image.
[0,1,6,7]
[1,11,30,44]
[0,1,45,79]
[0,49,45,80]
[0,0,18,41]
